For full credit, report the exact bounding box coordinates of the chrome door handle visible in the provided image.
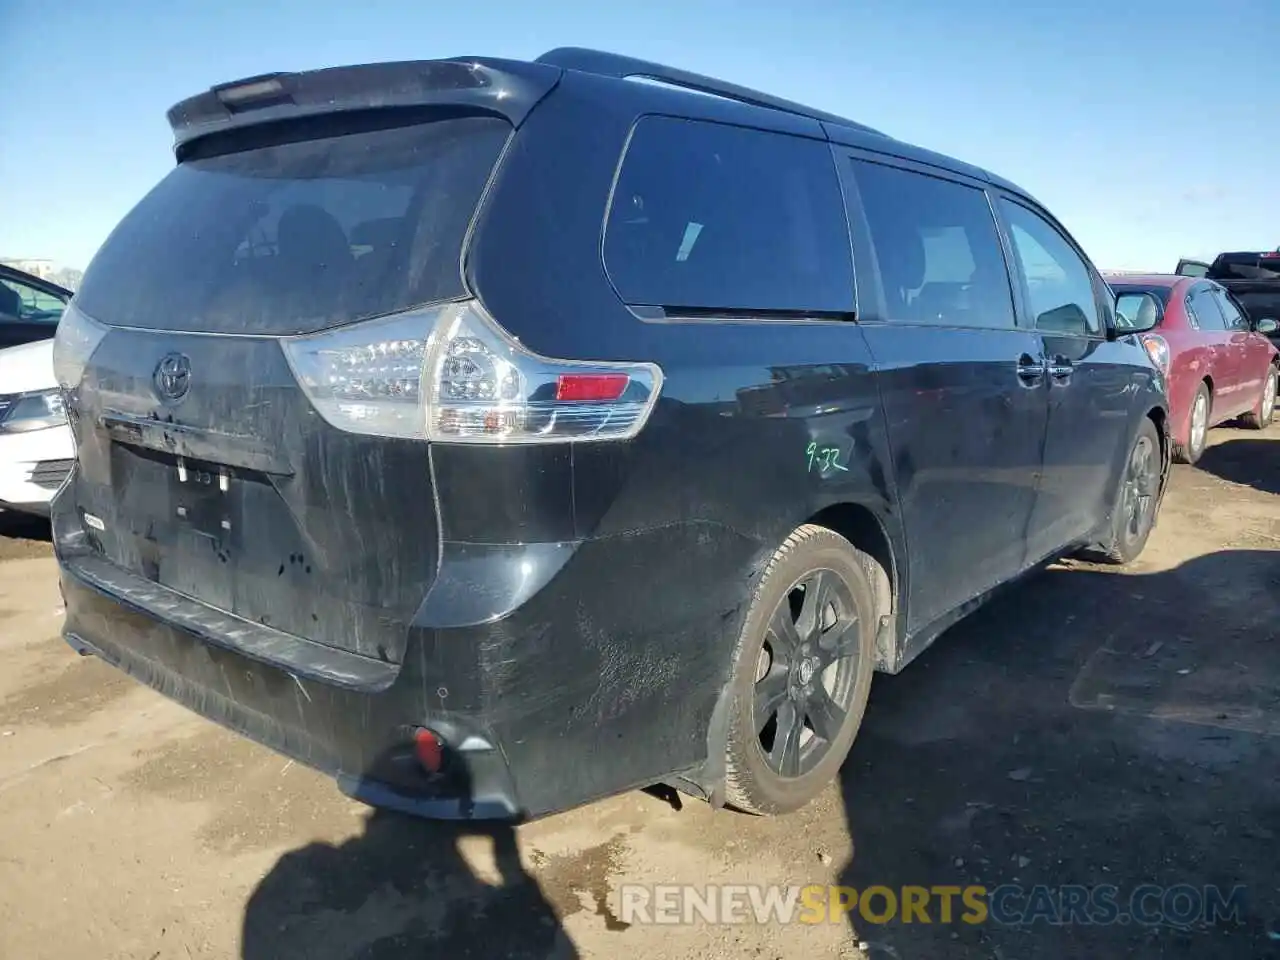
[1047,351,1074,381]
[1017,353,1046,385]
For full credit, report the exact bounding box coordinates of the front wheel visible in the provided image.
[1092,417,1163,565]
[1241,365,1277,430]
[722,525,879,816]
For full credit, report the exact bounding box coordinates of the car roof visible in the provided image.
[168,48,1044,208]
[541,48,1042,205]
[1103,273,1191,290]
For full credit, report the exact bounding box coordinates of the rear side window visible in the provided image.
[1186,285,1227,330]
[851,160,1015,329]
[603,117,854,315]
[76,115,511,335]
[1214,289,1250,331]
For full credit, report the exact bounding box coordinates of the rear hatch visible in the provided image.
[59,84,520,666]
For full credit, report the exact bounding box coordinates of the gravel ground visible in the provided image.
[1,426,1277,959]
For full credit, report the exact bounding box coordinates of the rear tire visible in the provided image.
[1173,383,1211,464]
[1241,365,1277,430]
[1092,417,1163,565]
[722,525,878,816]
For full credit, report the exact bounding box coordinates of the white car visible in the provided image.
[0,338,74,516]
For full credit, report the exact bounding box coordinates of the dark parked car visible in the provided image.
[51,49,1171,822]
[0,265,73,349]
[1176,252,1280,347]
[1106,274,1278,464]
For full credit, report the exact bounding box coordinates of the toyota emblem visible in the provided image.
[153,352,192,402]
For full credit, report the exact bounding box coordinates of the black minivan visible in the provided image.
[51,49,1171,821]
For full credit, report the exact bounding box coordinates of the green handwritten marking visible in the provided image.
[806,441,849,474]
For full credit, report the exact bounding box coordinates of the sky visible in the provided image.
[1,0,1277,273]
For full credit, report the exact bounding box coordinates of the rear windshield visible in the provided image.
[1108,284,1172,308]
[76,114,511,335]
[1208,254,1280,281]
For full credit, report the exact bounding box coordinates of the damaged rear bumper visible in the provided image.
[59,560,523,820]
[55,517,756,821]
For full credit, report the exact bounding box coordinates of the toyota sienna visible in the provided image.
[50,49,1171,821]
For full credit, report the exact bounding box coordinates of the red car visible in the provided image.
[1104,273,1279,464]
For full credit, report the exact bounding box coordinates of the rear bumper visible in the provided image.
[60,565,523,819]
[54,514,756,820]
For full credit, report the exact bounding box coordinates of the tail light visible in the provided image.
[52,302,110,392]
[1141,334,1171,376]
[282,300,664,444]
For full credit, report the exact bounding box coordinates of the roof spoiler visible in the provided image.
[166,57,562,159]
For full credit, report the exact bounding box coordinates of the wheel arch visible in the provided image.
[804,501,899,671]
[684,499,904,810]
[1146,403,1169,462]
[1144,402,1173,521]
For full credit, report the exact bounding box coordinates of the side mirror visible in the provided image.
[1256,317,1279,335]
[1035,303,1091,337]
[1114,292,1162,334]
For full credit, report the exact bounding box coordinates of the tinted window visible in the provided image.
[1214,289,1249,331]
[852,161,1014,328]
[75,115,511,335]
[604,117,854,314]
[1234,290,1280,325]
[1186,285,1226,330]
[0,276,68,326]
[999,200,1101,336]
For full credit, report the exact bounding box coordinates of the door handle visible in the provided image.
[1048,356,1074,382]
[1016,353,1046,386]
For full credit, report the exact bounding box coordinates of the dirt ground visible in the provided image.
[1,427,1278,959]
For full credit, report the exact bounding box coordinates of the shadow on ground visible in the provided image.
[0,510,51,542]
[242,812,576,960]
[838,548,1280,958]
[1197,438,1280,495]
[0,510,52,562]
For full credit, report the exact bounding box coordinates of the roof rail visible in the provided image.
[536,47,886,137]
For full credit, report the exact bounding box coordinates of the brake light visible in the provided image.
[1141,334,1171,375]
[555,373,630,402]
[281,300,664,444]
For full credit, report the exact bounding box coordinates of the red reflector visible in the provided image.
[413,727,443,773]
[1263,252,1280,259]
[555,373,629,402]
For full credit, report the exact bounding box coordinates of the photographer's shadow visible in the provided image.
[242,801,576,959]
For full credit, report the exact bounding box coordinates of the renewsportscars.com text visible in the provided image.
[618,883,1247,928]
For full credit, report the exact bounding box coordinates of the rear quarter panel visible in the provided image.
[459,76,907,806]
